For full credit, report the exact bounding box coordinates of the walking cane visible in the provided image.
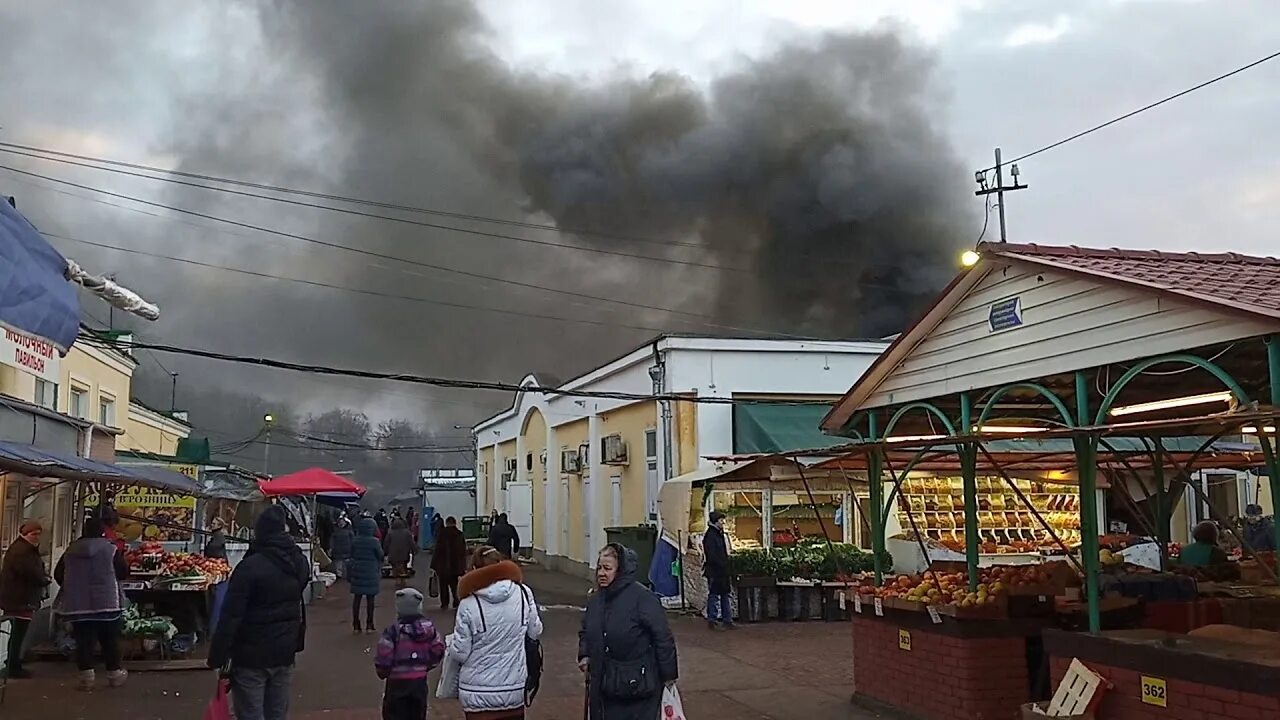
[583,675,590,720]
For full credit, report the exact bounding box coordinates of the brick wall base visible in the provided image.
[852,614,1030,720]
[1049,655,1280,720]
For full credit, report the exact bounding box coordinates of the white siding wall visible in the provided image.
[866,263,1279,408]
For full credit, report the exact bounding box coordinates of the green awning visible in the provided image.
[733,404,844,454]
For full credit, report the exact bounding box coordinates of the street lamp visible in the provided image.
[263,413,275,475]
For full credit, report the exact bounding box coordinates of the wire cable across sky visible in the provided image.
[76,330,837,407]
[980,48,1280,172]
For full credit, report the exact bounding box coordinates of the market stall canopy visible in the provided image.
[0,198,79,353]
[117,463,205,497]
[810,436,1270,475]
[733,403,844,454]
[0,439,210,491]
[658,460,750,544]
[259,467,366,497]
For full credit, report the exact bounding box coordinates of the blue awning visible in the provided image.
[0,440,212,494]
[0,199,79,352]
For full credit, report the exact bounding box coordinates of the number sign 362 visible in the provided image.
[1140,676,1167,708]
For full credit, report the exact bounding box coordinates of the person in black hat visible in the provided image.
[209,505,311,720]
[702,511,734,630]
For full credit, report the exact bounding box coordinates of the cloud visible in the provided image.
[1003,15,1074,48]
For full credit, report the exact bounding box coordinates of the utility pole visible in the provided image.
[169,372,179,412]
[974,147,1028,242]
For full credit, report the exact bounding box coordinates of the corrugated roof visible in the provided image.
[983,242,1280,320]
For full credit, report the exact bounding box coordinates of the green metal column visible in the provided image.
[960,393,980,591]
[1265,336,1280,575]
[867,412,886,585]
[1152,441,1169,572]
[1074,371,1102,632]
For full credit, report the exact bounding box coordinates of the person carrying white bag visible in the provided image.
[437,633,461,699]
[660,685,687,720]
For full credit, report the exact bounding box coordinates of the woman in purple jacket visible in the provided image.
[54,517,130,691]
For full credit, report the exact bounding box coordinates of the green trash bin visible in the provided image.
[462,516,491,543]
[605,526,658,586]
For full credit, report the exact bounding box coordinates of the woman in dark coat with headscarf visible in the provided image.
[578,543,678,720]
[348,517,384,632]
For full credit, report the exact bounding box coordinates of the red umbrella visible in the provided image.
[258,467,366,497]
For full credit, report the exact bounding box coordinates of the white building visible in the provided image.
[473,334,887,575]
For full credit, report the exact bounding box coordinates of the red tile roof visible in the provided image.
[979,242,1280,319]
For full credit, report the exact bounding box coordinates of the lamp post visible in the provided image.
[263,413,274,476]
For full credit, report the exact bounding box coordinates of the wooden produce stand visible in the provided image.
[122,543,230,659]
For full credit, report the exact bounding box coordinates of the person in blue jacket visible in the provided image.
[348,517,384,633]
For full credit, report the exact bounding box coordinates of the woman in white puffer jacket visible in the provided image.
[451,546,543,720]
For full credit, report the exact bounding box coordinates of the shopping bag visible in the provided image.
[203,679,232,720]
[436,634,460,699]
[428,570,440,598]
[660,685,686,720]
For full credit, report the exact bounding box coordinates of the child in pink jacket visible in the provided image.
[375,588,446,720]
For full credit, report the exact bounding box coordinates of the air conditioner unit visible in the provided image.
[505,457,518,473]
[559,450,580,474]
[602,434,629,465]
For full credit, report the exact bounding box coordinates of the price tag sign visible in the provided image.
[898,629,912,651]
[1141,676,1167,707]
[874,597,884,616]
[854,594,863,613]
[927,605,942,624]
[838,591,847,610]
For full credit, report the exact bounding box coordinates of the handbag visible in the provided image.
[203,679,232,720]
[428,571,440,599]
[599,602,658,701]
[521,586,543,706]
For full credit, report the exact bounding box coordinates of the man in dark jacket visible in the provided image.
[702,511,734,629]
[0,520,50,679]
[209,506,310,720]
[429,517,467,609]
[486,513,520,559]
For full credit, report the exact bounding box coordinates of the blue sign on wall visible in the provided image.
[988,297,1023,332]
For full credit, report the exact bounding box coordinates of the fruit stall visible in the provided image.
[813,241,1280,720]
[120,541,232,656]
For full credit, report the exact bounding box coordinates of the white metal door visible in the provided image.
[505,481,534,551]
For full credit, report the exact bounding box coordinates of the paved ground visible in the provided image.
[2,563,878,719]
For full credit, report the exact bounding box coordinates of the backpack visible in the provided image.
[520,585,543,706]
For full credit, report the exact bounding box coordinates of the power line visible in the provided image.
[3,166,938,338]
[45,231,676,334]
[239,438,475,454]
[76,331,835,406]
[0,145,749,273]
[0,163,715,321]
[0,141,723,255]
[980,48,1280,172]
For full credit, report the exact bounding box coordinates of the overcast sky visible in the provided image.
[1,0,1276,431]
[476,0,1280,253]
